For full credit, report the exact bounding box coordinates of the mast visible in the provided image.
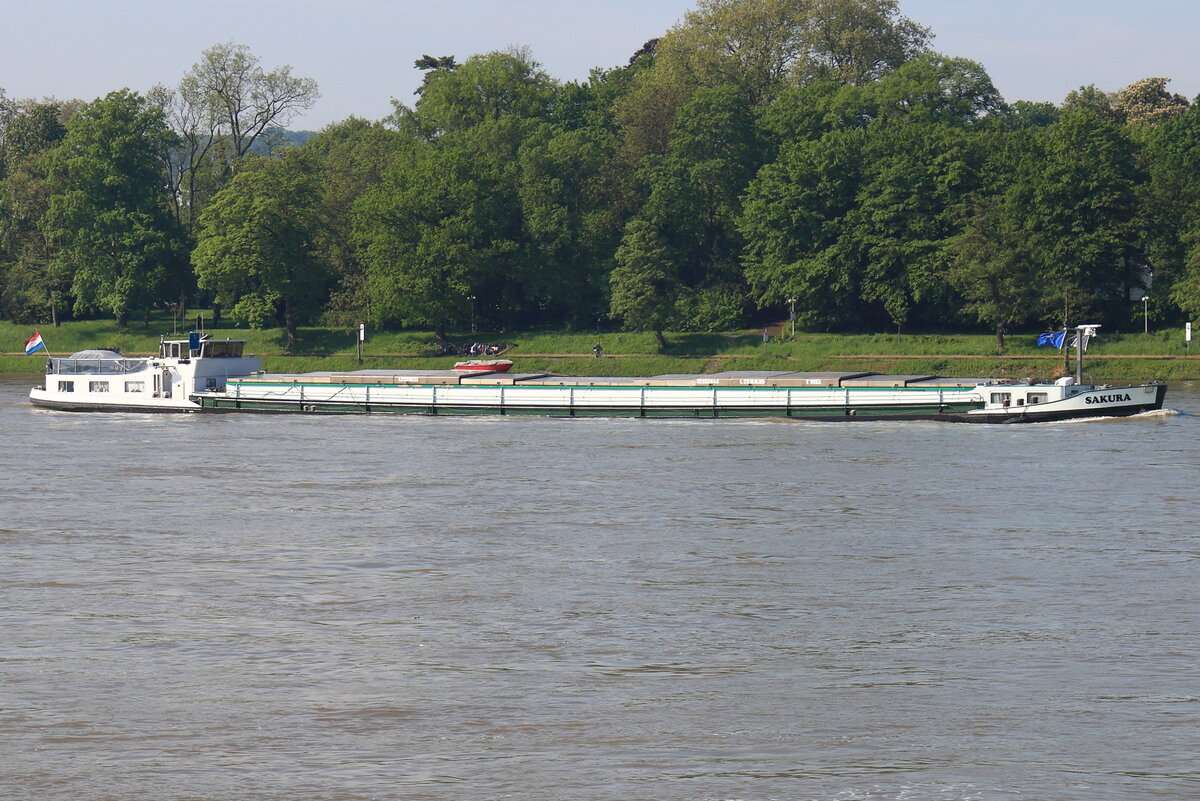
[1074,324,1100,385]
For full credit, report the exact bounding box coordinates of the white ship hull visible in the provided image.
[30,336,261,412]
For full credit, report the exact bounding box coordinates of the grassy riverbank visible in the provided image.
[3,317,1196,381]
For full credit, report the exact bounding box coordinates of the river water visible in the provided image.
[1,374,1198,801]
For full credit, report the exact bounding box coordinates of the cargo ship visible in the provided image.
[31,326,1166,423]
[188,367,1164,423]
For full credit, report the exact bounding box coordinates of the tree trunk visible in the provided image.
[655,328,667,352]
[116,311,128,328]
[212,303,222,327]
[995,323,1005,353]
[284,298,297,349]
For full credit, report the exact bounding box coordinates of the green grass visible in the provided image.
[3,316,1196,381]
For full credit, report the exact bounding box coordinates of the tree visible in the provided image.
[1167,233,1200,320]
[610,218,679,350]
[302,118,407,327]
[801,0,932,86]
[1144,103,1200,317]
[396,50,557,138]
[740,129,867,329]
[870,53,1003,126]
[0,101,69,323]
[414,54,457,73]
[840,121,983,331]
[518,124,624,328]
[148,81,224,236]
[41,90,185,326]
[355,126,522,339]
[742,66,989,335]
[179,42,319,169]
[1062,84,1124,124]
[638,85,763,328]
[996,100,1061,130]
[1026,107,1144,325]
[635,0,931,107]
[946,196,1039,350]
[1113,77,1188,128]
[192,151,330,346]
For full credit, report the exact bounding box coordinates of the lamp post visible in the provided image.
[787,297,797,338]
[468,295,476,334]
[1143,295,1150,335]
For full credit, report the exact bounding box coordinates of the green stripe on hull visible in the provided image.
[195,396,983,418]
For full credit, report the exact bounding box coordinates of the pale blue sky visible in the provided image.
[4,0,1199,129]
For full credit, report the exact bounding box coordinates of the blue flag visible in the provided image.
[1037,331,1066,348]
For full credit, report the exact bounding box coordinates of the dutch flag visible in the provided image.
[24,331,46,356]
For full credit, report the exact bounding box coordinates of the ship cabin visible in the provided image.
[41,335,258,405]
[158,336,248,361]
[979,379,1079,411]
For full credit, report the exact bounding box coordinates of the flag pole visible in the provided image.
[1061,327,1069,374]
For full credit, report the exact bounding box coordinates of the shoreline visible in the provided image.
[4,322,1196,382]
[6,352,1196,382]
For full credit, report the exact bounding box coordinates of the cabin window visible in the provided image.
[1028,393,1048,405]
[89,381,109,393]
[125,381,145,393]
[990,392,1011,406]
[58,380,74,393]
[206,377,220,390]
[201,341,244,358]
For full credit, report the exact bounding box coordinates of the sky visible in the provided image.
[4,0,1200,130]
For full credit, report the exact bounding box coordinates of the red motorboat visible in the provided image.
[452,359,514,373]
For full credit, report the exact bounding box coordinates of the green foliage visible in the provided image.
[6,16,1200,344]
[870,53,1003,125]
[610,219,678,348]
[1025,107,1143,323]
[802,0,932,86]
[40,90,185,325]
[303,118,409,326]
[355,120,525,337]
[740,128,866,327]
[1146,102,1200,317]
[517,125,623,327]
[638,84,762,313]
[0,102,69,323]
[192,150,331,345]
[400,50,557,137]
[945,196,1039,349]
[673,284,746,331]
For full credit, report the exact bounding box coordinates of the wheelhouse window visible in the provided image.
[125,381,145,393]
[58,380,74,392]
[201,341,244,358]
[89,381,110,393]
